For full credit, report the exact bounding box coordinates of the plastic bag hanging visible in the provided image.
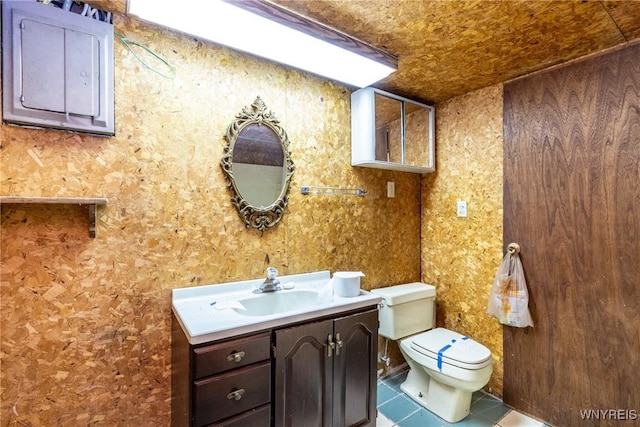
[487,243,534,327]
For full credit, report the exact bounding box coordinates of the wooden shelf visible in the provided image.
[0,196,108,238]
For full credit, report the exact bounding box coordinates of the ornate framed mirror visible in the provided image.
[220,97,295,231]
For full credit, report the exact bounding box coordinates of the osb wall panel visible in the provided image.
[603,1,640,41]
[0,13,421,427]
[421,85,504,397]
[275,0,640,104]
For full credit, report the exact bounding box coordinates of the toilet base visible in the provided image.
[400,367,472,423]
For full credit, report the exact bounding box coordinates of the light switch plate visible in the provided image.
[456,200,468,217]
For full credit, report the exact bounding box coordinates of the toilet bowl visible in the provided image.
[372,283,493,423]
[399,327,493,422]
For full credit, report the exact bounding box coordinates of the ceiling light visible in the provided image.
[127,0,397,87]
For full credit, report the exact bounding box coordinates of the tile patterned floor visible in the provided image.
[377,369,549,427]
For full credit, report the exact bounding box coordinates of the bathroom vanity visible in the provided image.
[171,271,380,427]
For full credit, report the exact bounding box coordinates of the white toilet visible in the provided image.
[372,283,493,423]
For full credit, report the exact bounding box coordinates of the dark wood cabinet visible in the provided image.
[274,309,378,427]
[172,307,378,427]
[172,324,272,427]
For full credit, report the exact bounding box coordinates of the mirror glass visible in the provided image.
[232,124,285,207]
[220,97,295,231]
[403,101,431,168]
[374,94,402,163]
[374,93,434,169]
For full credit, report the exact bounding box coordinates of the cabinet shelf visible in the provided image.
[0,196,108,237]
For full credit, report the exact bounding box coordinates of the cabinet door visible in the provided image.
[374,94,402,163]
[333,309,378,427]
[274,319,333,427]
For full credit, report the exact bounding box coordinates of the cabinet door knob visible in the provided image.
[227,388,245,401]
[327,334,336,357]
[227,351,246,363]
[335,332,344,356]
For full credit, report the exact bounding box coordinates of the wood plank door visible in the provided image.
[503,43,640,427]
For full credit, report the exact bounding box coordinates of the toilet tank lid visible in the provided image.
[371,282,435,305]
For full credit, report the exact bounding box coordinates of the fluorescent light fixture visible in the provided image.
[127,0,397,87]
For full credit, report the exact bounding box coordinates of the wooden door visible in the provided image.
[503,43,640,426]
[333,309,378,427]
[274,319,333,427]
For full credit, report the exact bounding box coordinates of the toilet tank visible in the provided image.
[371,283,436,339]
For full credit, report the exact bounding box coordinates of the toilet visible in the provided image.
[371,283,493,423]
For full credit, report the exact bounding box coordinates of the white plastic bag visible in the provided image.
[487,252,534,327]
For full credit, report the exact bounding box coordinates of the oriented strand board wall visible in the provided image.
[0,13,421,426]
[421,85,504,396]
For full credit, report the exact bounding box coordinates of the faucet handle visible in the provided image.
[266,267,278,280]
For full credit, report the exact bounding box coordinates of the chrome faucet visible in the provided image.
[254,267,281,293]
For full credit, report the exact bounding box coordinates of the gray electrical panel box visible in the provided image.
[2,1,114,135]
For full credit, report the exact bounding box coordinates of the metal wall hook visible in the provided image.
[507,242,521,254]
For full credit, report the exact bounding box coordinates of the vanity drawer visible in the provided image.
[193,361,271,426]
[207,404,270,427]
[193,332,270,378]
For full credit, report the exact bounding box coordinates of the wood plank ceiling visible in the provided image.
[102,1,640,104]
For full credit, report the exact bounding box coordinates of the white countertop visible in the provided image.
[172,270,381,345]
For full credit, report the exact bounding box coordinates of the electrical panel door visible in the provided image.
[2,1,114,136]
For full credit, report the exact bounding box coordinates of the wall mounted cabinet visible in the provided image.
[351,87,435,173]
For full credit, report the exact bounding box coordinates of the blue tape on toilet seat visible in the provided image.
[437,336,468,371]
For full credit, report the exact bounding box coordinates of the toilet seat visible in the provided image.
[409,328,492,370]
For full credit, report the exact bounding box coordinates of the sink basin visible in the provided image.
[173,270,383,344]
[233,289,320,316]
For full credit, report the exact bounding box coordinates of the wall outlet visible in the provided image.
[387,182,395,198]
[456,200,468,217]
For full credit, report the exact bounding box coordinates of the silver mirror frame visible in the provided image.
[220,97,295,231]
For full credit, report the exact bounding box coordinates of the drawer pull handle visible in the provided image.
[227,388,245,401]
[227,351,246,363]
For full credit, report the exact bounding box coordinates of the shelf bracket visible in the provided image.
[88,204,98,238]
